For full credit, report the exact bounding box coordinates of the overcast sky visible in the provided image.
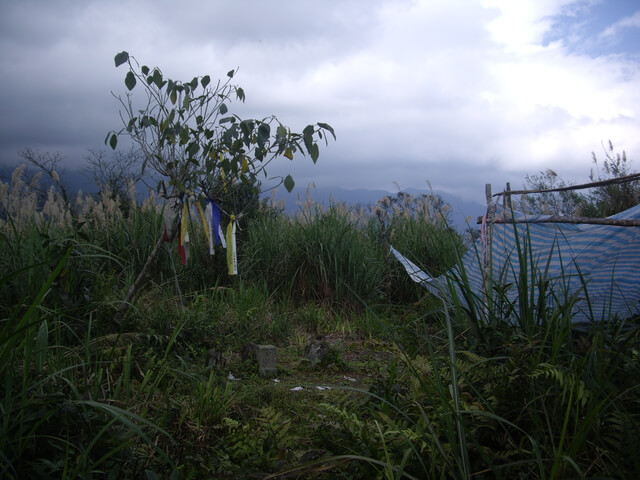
[1,0,639,203]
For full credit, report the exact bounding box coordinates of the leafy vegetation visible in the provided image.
[107,52,335,322]
[2,162,638,479]
[1,53,638,478]
[520,141,640,217]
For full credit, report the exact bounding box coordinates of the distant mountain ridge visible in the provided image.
[0,163,485,232]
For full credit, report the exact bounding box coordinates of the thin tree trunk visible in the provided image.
[114,233,166,325]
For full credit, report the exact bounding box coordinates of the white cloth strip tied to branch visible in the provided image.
[204,198,228,252]
[163,197,181,242]
[219,224,227,249]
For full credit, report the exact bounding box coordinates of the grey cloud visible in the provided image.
[0,0,638,204]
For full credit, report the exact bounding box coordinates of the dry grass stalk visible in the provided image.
[0,165,165,236]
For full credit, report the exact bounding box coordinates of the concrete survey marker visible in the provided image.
[256,344,278,377]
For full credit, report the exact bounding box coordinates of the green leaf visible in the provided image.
[227,69,235,78]
[284,174,295,193]
[310,143,319,163]
[152,69,163,89]
[141,65,149,75]
[257,123,270,146]
[109,133,117,150]
[114,51,129,67]
[318,122,336,140]
[201,75,210,89]
[125,71,136,91]
[236,87,245,102]
[219,103,228,115]
[240,120,254,138]
[186,142,199,157]
[255,146,267,161]
[303,124,314,152]
[35,320,48,372]
[170,89,177,105]
[182,94,190,110]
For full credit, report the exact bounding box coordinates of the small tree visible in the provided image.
[519,142,638,217]
[18,148,73,213]
[85,147,144,207]
[583,141,640,216]
[519,169,585,216]
[107,51,335,322]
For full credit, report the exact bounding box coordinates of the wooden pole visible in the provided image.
[482,184,495,312]
[477,215,640,226]
[492,172,640,198]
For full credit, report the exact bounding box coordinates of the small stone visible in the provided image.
[207,348,226,368]
[304,336,329,366]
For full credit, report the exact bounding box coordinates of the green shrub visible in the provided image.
[243,205,385,307]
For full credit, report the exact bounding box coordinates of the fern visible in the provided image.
[224,406,297,470]
[532,362,588,409]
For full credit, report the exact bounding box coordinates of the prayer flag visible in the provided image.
[226,214,237,275]
[207,199,222,245]
[163,197,181,242]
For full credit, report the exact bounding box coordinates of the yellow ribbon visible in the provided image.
[226,214,237,275]
[194,198,210,244]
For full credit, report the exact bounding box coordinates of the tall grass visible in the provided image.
[0,239,176,478]
[0,168,180,477]
[242,188,463,309]
[244,204,385,307]
[370,216,640,478]
[2,165,638,478]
